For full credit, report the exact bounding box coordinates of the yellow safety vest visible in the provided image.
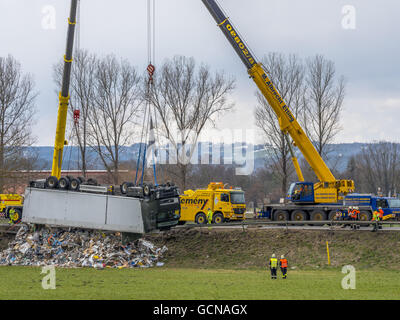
[207,211,213,223]
[270,258,278,268]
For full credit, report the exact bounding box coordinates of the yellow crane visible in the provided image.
[46,0,78,188]
[202,0,354,204]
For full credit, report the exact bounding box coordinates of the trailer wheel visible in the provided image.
[212,212,224,224]
[77,176,85,184]
[58,177,70,190]
[195,212,207,224]
[87,178,98,186]
[359,211,371,221]
[69,178,80,191]
[121,182,134,194]
[310,210,327,221]
[143,184,151,197]
[291,210,308,221]
[45,176,58,189]
[328,210,339,220]
[274,210,289,221]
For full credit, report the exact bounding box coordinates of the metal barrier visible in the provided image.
[176,219,400,230]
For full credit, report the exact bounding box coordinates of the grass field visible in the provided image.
[2,229,400,300]
[1,266,399,300]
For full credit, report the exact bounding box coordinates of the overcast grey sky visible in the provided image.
[1,0,399,146]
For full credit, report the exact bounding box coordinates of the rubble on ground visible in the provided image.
[0,224,167,269]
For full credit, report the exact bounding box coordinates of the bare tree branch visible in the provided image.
[0,55,37,191]
[150,56,235,189]
[255,53,306,194]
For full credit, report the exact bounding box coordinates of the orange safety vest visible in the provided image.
[350,210,359,219]
[280,259,288,268]
[379,209,384,219]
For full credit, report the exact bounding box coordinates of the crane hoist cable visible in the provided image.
[134,100,149,185]
[135,0,160,186]
[72,0,80,138]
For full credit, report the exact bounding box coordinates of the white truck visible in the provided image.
[15,181,181,235]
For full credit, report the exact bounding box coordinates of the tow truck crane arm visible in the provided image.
[51,0,78,179]
[201,0,354,202]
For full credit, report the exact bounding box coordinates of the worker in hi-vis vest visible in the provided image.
[207,208,213,230]
[279,255,288,279]
[269,254,278,279]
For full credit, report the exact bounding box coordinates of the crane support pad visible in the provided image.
[22,188,150,233]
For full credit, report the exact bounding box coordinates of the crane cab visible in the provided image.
[287,182,314,203]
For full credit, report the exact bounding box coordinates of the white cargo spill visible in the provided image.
[22,187,145,233]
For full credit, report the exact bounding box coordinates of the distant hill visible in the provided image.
[27,142,369,173]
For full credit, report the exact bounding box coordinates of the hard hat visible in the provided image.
[281,255,285,259]
[272,254,276,258]
[378,207,382,210]
[355,207,359,210]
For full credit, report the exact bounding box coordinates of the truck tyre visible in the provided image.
[121,182,134,194]
[359,211,371,221]
[45,176,58,189]
[212,212,224,224]
[274,210,289,221]
[311,210,327,221]
[58,177,70,190]
[143,184,151,197]
[77,176,85,184]
[87,178,98,186]
[291,210,308,221]
[328,210,339,220]
[9,208,22,224]
[69,178,80,191]
[195,212,207,224]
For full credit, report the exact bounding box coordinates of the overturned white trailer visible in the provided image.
[21,184,180,234]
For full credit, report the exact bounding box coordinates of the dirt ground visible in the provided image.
[2,227,400,270]
[145,228,400,270]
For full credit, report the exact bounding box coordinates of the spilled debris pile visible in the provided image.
[0,224,167,269]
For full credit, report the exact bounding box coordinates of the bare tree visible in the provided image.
[88,55,142,184]
[305,54,345,158]
[150,56,235,190]
[53,49,97,177]
[255,53,306,194]
[0,55,37,191]
[357,142,400,195]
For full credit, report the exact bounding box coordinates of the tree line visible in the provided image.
[1,52,399,205]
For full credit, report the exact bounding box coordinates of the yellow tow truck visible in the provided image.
[0,194,23,223]
[179,182,246,224]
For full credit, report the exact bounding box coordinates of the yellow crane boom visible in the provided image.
[201,0,354,202]
[51,0,78,180]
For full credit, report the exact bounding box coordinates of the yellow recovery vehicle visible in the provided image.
[179,182,246,224]
[0,194,23,223]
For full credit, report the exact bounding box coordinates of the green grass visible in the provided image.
[1,266,400,300]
